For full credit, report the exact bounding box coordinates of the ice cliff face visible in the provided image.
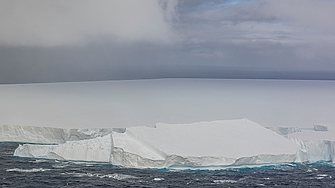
[3,119,335,169]
[0,124,123,144]
[272,125,335,163]
[14,135,113,162]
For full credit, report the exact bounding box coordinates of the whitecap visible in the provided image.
[6,168,51,173]
[52,164,69,168]
[153,178,164,181]
[317,174,328,177]
[61,172,137,180]
[31,159,49,163]
[107,174,138,180]
[61,172,94,177]
[213,180,237,184]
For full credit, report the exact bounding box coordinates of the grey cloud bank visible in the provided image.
[0,0,335,83]
[0,0,177,46]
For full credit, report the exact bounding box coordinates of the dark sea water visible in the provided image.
[1,143,335,188]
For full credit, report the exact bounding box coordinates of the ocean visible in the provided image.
[1,142,335,187]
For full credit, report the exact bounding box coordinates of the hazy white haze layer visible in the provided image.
[0,79,335,129]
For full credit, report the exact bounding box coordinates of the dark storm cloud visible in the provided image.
[0,0,335,83]
[179,0,276,24]
[175,0,335,73]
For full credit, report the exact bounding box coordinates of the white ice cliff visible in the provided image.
[14,135,113,162]
[0,124,123,144]
[2,119,335,169]
[273,125,335,163]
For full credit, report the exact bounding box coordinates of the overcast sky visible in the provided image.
[1,0,335,83]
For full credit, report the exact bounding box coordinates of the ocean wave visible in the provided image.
[6,168,51,173]
[213,179,238,184]
[153,177,164,181]
[61,172,138,180]
[52,164,69,168]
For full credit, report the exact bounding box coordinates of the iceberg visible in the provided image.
[0,124,122,144]
[110,120,301,169]
[14,135,113,163]
[280,124,335,163]
[314,124,328,132]
[3,119,335,169]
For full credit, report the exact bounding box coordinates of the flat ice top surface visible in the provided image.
[288,126,335,142]
[127,119,299,158]
[1,79,335,129]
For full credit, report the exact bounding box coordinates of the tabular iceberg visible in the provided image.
[3,119,335,169]
[109,119,302,169]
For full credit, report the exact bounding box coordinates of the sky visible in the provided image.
[1,0,335,84]
[2,79,335,128]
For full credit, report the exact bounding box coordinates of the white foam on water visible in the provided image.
[153,178,164,181]
[107,174,138,180]
[317,174,328,177]
[31,159,50,163]
[213,179,238,184]
[52,164,69,168]
[61,172,138,180]
[6,168,51,172]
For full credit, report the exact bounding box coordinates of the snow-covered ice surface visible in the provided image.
[127,119,298,159]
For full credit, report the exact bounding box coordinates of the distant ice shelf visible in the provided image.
[2,119,335,170]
